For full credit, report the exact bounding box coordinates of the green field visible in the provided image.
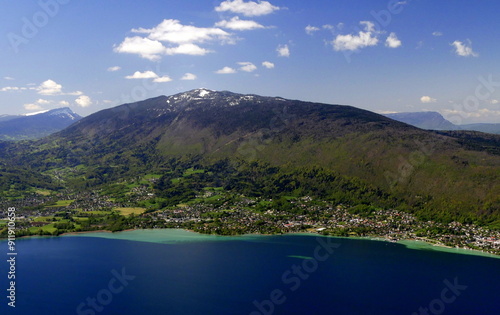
[45,200,75,208]
[113,207,146,216]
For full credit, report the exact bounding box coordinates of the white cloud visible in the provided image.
[59,100,70,106]
[125,70,173,82]
[75,95,92,108]
[114,36,167,61]
[215,0,280,17]
[181,73,197,80]
[451,40,478,57]
[332,21,379,51]
[277,44,290,57]
[66,91,84,96]
[107,66,121,72]
[133,19,231,45]
[23,98,51,111]
[238,62,257,72]
[125,71,159,79]
[385,32,402,48]
[262,61,275,69]
[24,103,43,111]
[37,79,62,95]
[305,25,320,35]
[432,31,443,37]
[1,80,79,95]
[165,43,211,56]
[216,17,265,31]
[115,19,233,60]
[153,76,173,83]
[35,99,51,105]
[489,99,499,105]
[3,77,14,80]
[215,66,237,74]
[420,96,437,103]
[0,86,28,92]
[360,21,376,32]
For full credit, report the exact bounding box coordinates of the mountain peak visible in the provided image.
[0,107,82,140]
[384,111,457,130]
[45,107,81,120]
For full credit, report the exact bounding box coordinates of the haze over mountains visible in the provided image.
[0,107,81,140]
[385,111,500,134]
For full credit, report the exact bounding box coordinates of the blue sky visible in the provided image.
[1,0,500,124]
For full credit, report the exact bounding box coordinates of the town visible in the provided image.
[1,187,499,256]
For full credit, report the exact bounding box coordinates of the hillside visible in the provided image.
[2,89,500,225]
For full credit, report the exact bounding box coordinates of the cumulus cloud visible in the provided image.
[37,79,63,95]
[262,61,275,69]
[134,19,231,44]
[114,36,168,61]
[75,95,93,108]
[277,44,290,57]
[153,76,173,83]
[452,40,478,57]
[238,62,257,72]
[125,71,159,79]
[165,43,211,56]
[115,19,233,60]
[107,66,121,72]
[385,32,402,48]
[23,98,52,111]
[24,103,43,111]
[215,0,280,17]
[1,80,81,96]
[420,96,437,103]
[305,25,320,35]
[181,73,197,80]
[332,21,378,51]
[125,71,173,83]
[59,100,70,106]
[35,99,51,105]
[216,17,266,31]
[215,66,237,74]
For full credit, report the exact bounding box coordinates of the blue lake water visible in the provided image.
[1,230,499,315]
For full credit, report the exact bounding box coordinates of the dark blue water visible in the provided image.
[1,235,499,315]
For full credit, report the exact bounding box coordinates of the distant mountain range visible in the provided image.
[384,111,500,134]
[0,107,82,140]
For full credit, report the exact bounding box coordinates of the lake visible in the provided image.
[1,229,499,314]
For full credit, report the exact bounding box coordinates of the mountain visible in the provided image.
[2,89,500,223]
[384,111,500,134]
[0,107,82,140]
[384,111,458,130]
[461,123,500,134]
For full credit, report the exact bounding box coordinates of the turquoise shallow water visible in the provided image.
[1,230,499,314]
[69,229,500,259]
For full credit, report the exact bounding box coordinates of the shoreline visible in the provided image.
[4,228,498,259]
[67,228,500,259]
